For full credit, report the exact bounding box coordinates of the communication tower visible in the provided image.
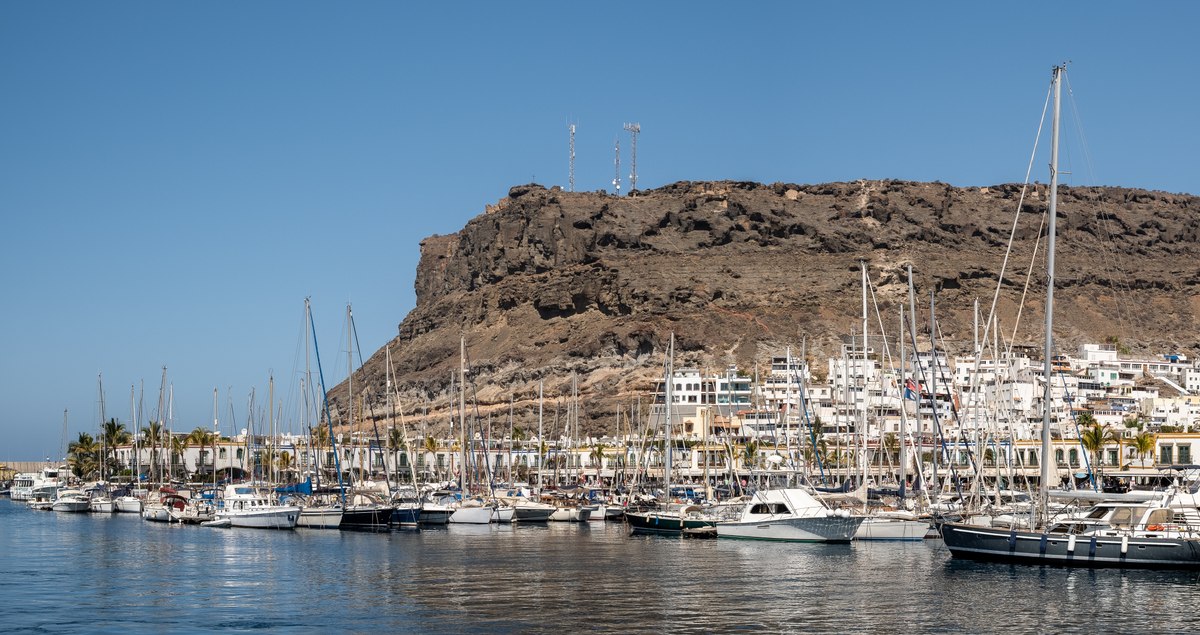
[623,122,640,192]
[568,123,576,192]
[612,138,621,196]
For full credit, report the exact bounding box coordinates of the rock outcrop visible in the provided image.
[329,180,1200,436]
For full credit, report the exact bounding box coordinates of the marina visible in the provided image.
[2,497,1198,634]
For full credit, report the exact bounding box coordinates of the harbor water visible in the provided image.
[1,498,1197,634]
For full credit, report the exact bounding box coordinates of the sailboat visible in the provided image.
[626,334,719,536]
[939,65,1200,568]
[448,336,496,525]
[336,305,395,530]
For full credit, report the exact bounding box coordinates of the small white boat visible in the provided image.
[201,517,232,528]
[89,496,116,513]
[449,500,494,524]
[717,488,863,542]
[51,489,91,513]
[215,485,300,529]
[115,495,144,514]
[549,505,593,522]
[854,510,930,541]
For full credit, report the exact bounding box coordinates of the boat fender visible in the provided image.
[1088,536,1097,558]
[1039,533,1048,555]
[837,510,851,519]
[1121,535,1129,555]
[1067,534,1076,554]
[1007,528,1017,550]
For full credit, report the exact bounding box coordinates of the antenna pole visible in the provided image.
[624,122,640,192]
[568,123,576,192]
[612,138,621,196]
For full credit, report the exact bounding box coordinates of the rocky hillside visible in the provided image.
[329,180,1200,437]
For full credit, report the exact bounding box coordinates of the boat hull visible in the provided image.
[549,507,592,522]
[114,497,143,514]
[854,517,930,541]
[339,505,394,530]
[222,506,301,529]
[390,504,422,527]
[449,506,494,524]
[297,507,343,529]
[52,500,90,513]
[419,505,452,525]
[940,522,1200,569]
[626,511,716,536]
[492,506,515,523]
[511,505,555,522]
[718,515,863,542]
[89,498,116,513]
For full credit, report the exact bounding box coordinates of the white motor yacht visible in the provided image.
[717,488,863,542]
[215,484,300,529]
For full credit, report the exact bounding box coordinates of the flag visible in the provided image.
[904,379,919,400]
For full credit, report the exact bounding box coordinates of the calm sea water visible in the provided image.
[1,498,1197,634]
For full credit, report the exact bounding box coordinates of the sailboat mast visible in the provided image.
[459,335,468,492]
[898,304,908,499]
[538,380,544,490]
[97,374,106,482]
[269,373,276,485]
[861,262,869,487]
[130,385,138,485]
[212,388,219,492]
[664,333,674,503]
[347,304,355,488]
[1041,65,1063,500]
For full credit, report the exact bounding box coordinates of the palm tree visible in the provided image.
[1079,419,1118,483]
[589,442,608,480]
[101,418,131,474]
[141,420,163,482]
[882,432,899,468]
[388,426,406,477]
[186,427,216,477]
[277,451,294,478]
[422,435,440,479]
[310,425,331,479]
[67,432,100,478]
[742,439,760,471]
[1134,431,1157,468]
[170,435,189,481]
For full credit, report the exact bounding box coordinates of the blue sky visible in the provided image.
[1,2,1197,460]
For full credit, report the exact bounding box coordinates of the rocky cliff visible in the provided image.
[330,180,1200,436]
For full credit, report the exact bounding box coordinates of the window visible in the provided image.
[1055,449,1064,463]
[219,448,228,459]
[1107,450,1118,466]
[1179,446,1192,464]
[1069,449,1079,465]
[1161,446,1174,465]
[1028,451,1038,467]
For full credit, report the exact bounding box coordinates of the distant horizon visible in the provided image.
[3,2,1197,458]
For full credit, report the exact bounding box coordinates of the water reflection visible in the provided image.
[4,500,1200,633]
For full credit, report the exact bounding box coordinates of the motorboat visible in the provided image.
[716,488,863,542]
[214,484,300,529]
[51,489,91,513]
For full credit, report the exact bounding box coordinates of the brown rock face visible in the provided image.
[330,180,1200,436]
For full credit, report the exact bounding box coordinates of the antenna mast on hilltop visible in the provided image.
[624,122,640,192]
[613,138,621,196]
[568,123,576,192]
